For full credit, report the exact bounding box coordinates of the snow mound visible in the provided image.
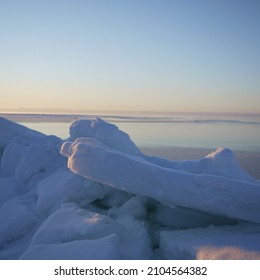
[14,136,65,186]
[1,116,260,259]
[29,203,151,259]
[0,116,44,149]
[69,118,140,155]
[0,196,39,247]
[145,147,255,182]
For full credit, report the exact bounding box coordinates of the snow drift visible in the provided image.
[0,116,260,260]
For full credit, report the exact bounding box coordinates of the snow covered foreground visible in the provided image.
[0,116,260,260]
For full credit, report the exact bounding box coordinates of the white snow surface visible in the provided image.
[61,138,260,223]
[69,118,141,155]
[0,116,260,259]
[0,116,43,149]
[160,223,260,260]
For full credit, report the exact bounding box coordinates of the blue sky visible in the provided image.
[1,0,260,114]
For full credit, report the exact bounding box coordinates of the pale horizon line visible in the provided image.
[0,107,260,117]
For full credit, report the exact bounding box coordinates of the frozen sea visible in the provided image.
[11,112,259,179]
[1,114,260,260]
[2,112,260,178]
[8,112,260,152]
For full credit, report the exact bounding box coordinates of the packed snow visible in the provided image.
[0,116,260,260]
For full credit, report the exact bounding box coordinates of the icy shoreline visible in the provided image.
[0,116,260,259]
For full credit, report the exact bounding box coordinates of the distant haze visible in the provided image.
[1,0,260,114]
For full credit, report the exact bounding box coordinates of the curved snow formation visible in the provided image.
[1,116,260,260]
[69,118,141,156]
[61,120,260,223]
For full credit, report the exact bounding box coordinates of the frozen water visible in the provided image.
[0,116,260,259]
[61,137,260,223]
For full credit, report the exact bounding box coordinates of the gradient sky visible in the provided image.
[1,0,260,114]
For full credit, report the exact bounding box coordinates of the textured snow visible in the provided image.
[29,203,151,259]
[61,138,260,223]
[0,196,38,247]
[0,177,18,206]
[36,168,107,217]
[0,116,260,259]
[69,118,141,155]
[160,223,260,260]
[20,234,120,260]
[145,147,255,182]
[0,116,43,149]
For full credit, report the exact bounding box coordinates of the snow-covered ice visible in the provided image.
[61,138,260,223]
[69,118,141,156]
[160,223,260,260]
[21,234,120,260]
[0,116,260,259]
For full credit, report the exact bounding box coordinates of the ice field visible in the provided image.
[0,116,260,259]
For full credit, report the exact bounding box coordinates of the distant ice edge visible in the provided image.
[0,116,260,260]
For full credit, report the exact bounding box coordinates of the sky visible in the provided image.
[0,0,260,114]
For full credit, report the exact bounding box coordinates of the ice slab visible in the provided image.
[61,137,260,223]
[69,118,140,155]
[29,203,151,259]
[36,167,107,217]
